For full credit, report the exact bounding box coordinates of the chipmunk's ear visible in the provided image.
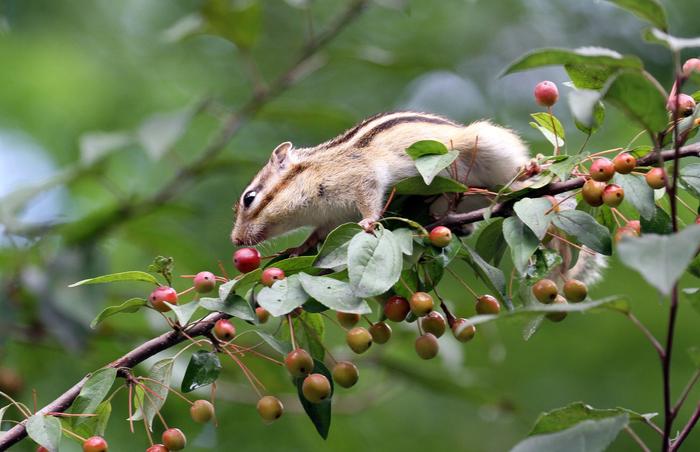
[270,141,293,170]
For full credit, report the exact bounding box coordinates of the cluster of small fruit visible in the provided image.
[38,400,215,451]
[530,278,588,322]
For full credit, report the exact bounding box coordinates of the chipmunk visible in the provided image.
[231,111,530,253]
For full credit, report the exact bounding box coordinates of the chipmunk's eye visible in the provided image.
[243,190,257,208]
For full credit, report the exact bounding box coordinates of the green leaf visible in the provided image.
[392,228,415,256]
[69,271,159,287]
[257,274,309,317]
[201,0,261,49]
[298,312,325,361]
[79,131,133,165]
[568,89,605,133]
[250,330,293,356]
[687,345,700,367]
[680,164,700,199]
[137,107,193,160]
[530,123,565,150]
[613,173,655,220]
[475,218,507,265]
[199,295,255,323]
[683,288,700,315]
[617,225,700,295]
[503,216,540,274]
[501,47,643,84]
[526,249,563,281]
[460,243,512,310]
[513,197,554,240]
[70,368,116,428]
[314,223,363,270]
[295,358,333,439]
[512,414,628,452]
[405,140,448,159]
[164,301,199,326]
[642,28,700,51]
[552,210,612,255]
[26,415,61,451]
[602,71,668,138]
[298,273,371,314]
[529,402,651,436]
[348,227,403,298]
[393,268,419,300]
[531,113,566,142]
[414,150,460,185]
[393,175,467,195]
[73,401,111,439]
[181,350,222,393]
[641,206,673,235]
[129,359,173,429]
[267,255,317,274]
[604,0,667,31]
[90,298,147,329]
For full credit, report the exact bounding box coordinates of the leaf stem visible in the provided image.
[672,369,700,420]
[625,313,665,359]
[625,425,651,452]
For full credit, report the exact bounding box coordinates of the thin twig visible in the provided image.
[625,425,651,452]
[626,313,665,359]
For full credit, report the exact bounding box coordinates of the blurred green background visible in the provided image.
[1,0,700,450]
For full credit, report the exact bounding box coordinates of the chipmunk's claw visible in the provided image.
[358,218,377,233]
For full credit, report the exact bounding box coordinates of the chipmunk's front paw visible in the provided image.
[358,218,377,233]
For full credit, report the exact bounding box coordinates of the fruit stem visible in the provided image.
[287,314,299,350]
[139,377,194,406]
[623,425,651,452]
[217,260,230,280]
[60,427,87,443]
[545,231,596,255]
[544,190,581,215]
[445,267,479,299]
[297,316,339,365]
[547,106,560,156]
[0,391,32,419]
[610,208,628,226]
[671,369,700,420]
[222,347,265,398]
[139,384,170,430]
[431,284,456,326]
[625,313,665,359]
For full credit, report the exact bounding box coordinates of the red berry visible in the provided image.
[409,292,434,317]
[336,311,361,328]
[369,321,392,344]
[590,158,615,182]
[82,436,108,452]
[162,428,186,451]
[532,279,558,304]
[37,447,50,452]
[284,349,314,378]
[233,247,261,273]
[190,399,215,423]
[148,286,178,312]
[683,58,700,75]
[646,167,666,189]
[420,311,446,337]
[696,216,700,225]
[332,361,359,388]
[615,226,639,243]
[667,93,697,117]
[213,319,236,341]
[302,373,332,403]
[613,153,636,174]
[534,81,559,107]
[602,184,624,207]
[626,220,641,234]
[257,395,284,421]
[146,445,169,452]
[261,267,285,287]
[384,296,410,322]
[475,294,501,315]
[193,271,217,293]
[452,318,476,342]
[415,333,439,359]
[428,226,452,248]
[582,179,606,207]
[256,306,270,323]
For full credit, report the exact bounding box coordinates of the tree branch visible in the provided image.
[430,143,700,229]
[0,312,228,450]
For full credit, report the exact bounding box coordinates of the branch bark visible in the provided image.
[431,143,700,229]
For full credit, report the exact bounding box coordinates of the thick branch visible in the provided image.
[432,143,700,229]
[0,312,228,450]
